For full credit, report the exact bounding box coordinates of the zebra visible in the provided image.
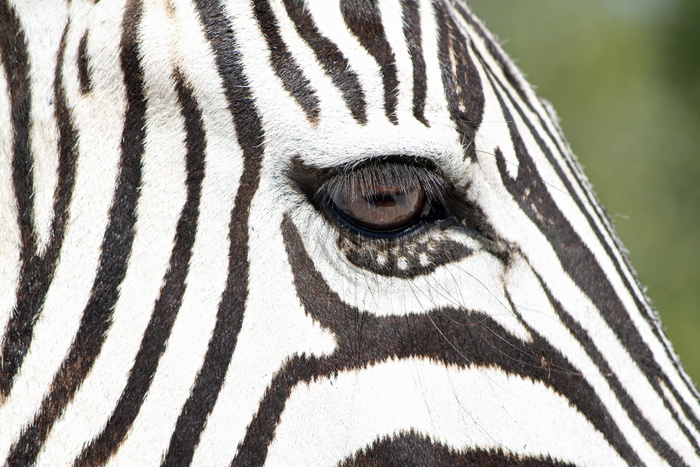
[1,0,698,464]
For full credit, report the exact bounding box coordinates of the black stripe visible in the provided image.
[78,31,92,95]
[162,0,265,463]
[232,216,640,465]
[452,2,531,118]
[0,5,78,397]
[74,71,205,467]
[401,0,428,126]
[340,0,399,124]
[434,2,483,162]
[0,0,38,397]
[6,0,146,462]
[485,69,686,463]
[340,432,575,467]
[252,0,319,124]
[281,0,367,124]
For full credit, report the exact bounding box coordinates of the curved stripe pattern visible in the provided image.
[0,0,698,465]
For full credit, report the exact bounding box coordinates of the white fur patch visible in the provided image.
[267,358,625,466]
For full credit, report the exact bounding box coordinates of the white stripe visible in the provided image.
[0,0,127,460]
[419,0,452,127]
[10,0,67,255]
[267,358,625,466]
[37,0,188,462]
[378,0,414,125]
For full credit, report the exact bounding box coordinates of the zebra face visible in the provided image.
[1,0,698,465]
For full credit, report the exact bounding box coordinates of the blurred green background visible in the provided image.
[468,0,700,384]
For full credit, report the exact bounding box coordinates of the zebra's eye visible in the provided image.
[314,161,450,237]
[331,177,426,232]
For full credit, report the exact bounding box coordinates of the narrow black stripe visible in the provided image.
[401,0,428,126]
[75,71,205,467]
[0,0,33,260]
[452,2,531,117]
[0,6,78,397]
[340,0,399,124]
[252,0,319,124]
[486,70,686,462]
[162,0,265,463]
[6,0,146,462]
[77,31,92,95]
[281,0,367,124]
[340,432,575,467]
[434,2,483,162]
[233,216,640,465]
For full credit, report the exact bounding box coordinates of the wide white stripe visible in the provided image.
[107,0,242,462]
[0,50,20,348]
[36,1,188,462]
[418,0,453,127]
[10,0,67,255]
[378,0,414,125]
[0,0,127,460]
[267,358,625,466]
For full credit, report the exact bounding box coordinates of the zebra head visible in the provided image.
[1,0,698,465]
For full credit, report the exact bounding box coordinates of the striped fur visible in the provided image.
[1,0,698,465]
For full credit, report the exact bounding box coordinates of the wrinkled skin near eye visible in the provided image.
[331,177,426,232]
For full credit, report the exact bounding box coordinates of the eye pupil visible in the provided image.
[333,177,426,232]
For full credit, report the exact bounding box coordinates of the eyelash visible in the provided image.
[314,162,455,239]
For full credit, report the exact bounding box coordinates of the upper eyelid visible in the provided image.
[288,155,456,195]
[315,163,449,205]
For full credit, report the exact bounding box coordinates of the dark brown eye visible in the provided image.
[331,172,426,232]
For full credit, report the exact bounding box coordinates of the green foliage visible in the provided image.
[468,0,700,384]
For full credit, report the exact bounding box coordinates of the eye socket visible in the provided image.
[331,177,426,231]
[316,162,449,236]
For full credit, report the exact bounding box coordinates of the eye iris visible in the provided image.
[333,178,425,231]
